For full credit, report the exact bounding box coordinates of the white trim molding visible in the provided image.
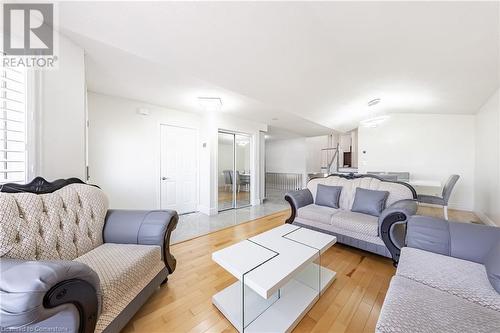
[475,211,497,226]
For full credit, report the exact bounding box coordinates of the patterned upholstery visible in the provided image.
[292,176,413,259]
[294,219,391,257]
[293,217,386,246]
[75,243,165,333]
[331,210,379,237]
[377,276,500,333]
[0,184,108,260]
[307,176,413,211]
[0,184,171,333]
[296,204,338,225]
[397,247,500,312]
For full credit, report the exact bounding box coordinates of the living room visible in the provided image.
[1,1,499,333]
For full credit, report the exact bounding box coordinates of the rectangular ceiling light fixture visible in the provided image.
[198,97,223,111]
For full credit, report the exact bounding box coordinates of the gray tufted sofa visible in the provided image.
[0,177,178,333]
[377,216,500,332]
[285,174,418,264]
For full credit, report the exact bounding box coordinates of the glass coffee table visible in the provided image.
[212,224,337,332]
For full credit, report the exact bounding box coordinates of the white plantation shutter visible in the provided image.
[0,65,28,185]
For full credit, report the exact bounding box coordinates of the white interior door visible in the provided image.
[160,125,197,214]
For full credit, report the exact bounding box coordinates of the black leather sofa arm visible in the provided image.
[103,210,179,274]
[406,215,500,264]
[284,189,314,224]
[0,259,100,333]
[379,199,418,265]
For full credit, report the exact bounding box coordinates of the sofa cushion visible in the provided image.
[296,204,338,225]
[75,243,165,333]
[0,184,109,261]
[485,240,500,293]
[331,210,379,237]
[376,276,500,333]
[307,176,414,211]
[351,188,389,217]
[315,184,342,209]
[397,247,500,312]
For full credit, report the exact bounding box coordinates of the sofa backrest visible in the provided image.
[307,175,415,211]
[0,184,108,261]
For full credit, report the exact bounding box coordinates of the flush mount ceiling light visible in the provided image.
[360,115,390,128]
[198,97,223,111]
[136,107,150,116]
[367,98,381,107]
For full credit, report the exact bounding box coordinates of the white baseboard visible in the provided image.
[252,198,263,205]
[197,204,216,216]
[418,202,471,211]
[474,211,497,226]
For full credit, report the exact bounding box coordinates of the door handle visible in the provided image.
[161,177,170,180]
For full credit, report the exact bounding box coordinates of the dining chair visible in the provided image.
[417,175,460,220]
[223,170,232,191]
[237,171,250,192]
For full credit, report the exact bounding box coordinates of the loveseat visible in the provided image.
[285,174,417,263]
[0,177,178,333]
[377,216,500,332]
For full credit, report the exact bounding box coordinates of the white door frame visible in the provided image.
[157,123,199,213]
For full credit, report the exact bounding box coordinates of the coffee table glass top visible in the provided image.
[212,224,337,298]
[212,224,337,332]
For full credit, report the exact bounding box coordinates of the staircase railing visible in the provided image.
[321,142,340,174]
[265,172,303,198]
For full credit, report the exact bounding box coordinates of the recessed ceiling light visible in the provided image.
[368,98,381,107]
[198,97,222,111]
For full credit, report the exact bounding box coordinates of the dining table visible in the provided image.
[407,179,442,196]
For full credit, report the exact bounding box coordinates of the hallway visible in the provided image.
[171,200,289,244]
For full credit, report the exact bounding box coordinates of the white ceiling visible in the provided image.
[57,1,499,134]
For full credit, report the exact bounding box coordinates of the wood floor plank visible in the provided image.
[123,206,474,332]
[362,291,387,333]
[293,314,317,332]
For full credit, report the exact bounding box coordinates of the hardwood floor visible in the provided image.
[122,210,396,333]
[122,206,479,333]
[417,205,480,223]
[218,188,250,206]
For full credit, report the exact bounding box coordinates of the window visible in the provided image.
[0,65,28,185]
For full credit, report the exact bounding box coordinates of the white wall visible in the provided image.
[265,138,307,188]
[87,92,201,209]
[305,136,329,173]
[266,135,343,182]
[88,92,267,213]
[475,89,500,226]
[266,138,307,175]
[38,35,86,180]
[358,113,475,211]
[351,129,358,168]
